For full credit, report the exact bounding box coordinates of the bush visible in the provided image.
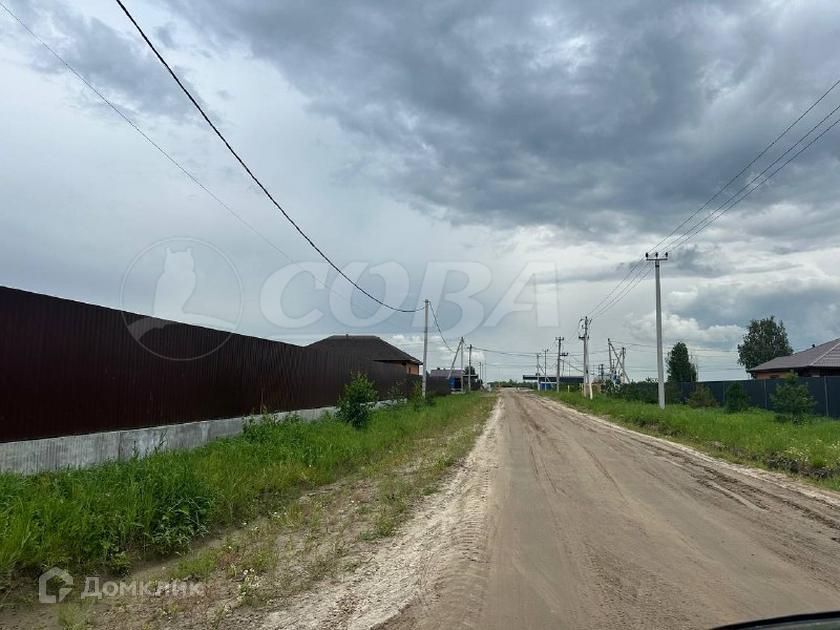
[337,373,379,429]
[725,383,750,413]
[615,380,658,404]
[771,374,815,423]
[613,379,681,405]
[687,384,718,408]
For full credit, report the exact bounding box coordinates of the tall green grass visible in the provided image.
[542,391,840,487]
[0,394,493,586]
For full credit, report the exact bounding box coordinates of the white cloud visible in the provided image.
[625,312,744,348]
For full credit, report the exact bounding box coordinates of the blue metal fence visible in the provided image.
[679,377,840,417]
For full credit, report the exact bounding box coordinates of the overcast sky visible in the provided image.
[2,0,839,382]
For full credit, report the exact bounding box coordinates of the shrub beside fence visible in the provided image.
[678,377,840,418]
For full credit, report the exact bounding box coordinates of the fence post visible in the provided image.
[763,379,768,409]
[824,376,829,416]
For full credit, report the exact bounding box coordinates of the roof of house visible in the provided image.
[308,335,421,365]
[750,338,840,372]
[429,368,463,378]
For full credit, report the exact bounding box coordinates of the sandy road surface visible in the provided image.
[385,390,840,629]
[264,390,840,629]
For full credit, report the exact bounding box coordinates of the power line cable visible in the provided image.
[586,260,648,320]
[428,303,455,354]
[610,340,738,354]
[591,107,840,321]
[590,265,651,320]
[113,0,421,313]
[666,105,840,253]
[648,77,840,255]
[0,0,370,311]
[586,77,840,320]
[471,346,539,357]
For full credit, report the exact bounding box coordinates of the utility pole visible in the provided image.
[579,317,592,399]
[467,344,473,393]
[555,336,565,391]
[460,337,465,392]
[422,299,429,398]
[646,252,669,409]
[544,348,549,390]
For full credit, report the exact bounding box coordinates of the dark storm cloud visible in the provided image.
[156,0,840,240]
[7,0,199,120]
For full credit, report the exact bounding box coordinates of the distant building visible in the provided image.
[428,368,474,392]
[749,338,840,379]
[428,368,462,378]
[308,335,421,375]
[522,374,584,390]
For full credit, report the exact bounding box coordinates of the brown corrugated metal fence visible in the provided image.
[0,286,420,442]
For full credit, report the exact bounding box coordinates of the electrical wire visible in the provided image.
[589,265,652,320]
[648,77,840,256]
[428,303,455,353]
[586,259,648,320]
[591,101,840,320]
[610,340,738,354]
[468,346,589,377]
[471,346,541,358]
[113,0,421,313]
[0,1,375,312]
[586,76,840,320]
[666,108,840,253]
[631,367,746,373]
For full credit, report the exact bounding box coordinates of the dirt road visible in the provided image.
[266,390,840,629]
[385,390,840,629]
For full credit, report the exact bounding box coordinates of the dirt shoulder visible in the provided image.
[259,395,503,630]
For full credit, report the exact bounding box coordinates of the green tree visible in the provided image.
[667,342,697,383]
[770,374,815,423]
[737,316,793,370]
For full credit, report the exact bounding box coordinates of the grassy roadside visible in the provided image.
[540,390,840,490]
[0,393,495,595]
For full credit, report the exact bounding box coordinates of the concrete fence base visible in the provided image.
[0,406,339,475]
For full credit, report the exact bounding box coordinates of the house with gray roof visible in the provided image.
[749,338,840,379]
